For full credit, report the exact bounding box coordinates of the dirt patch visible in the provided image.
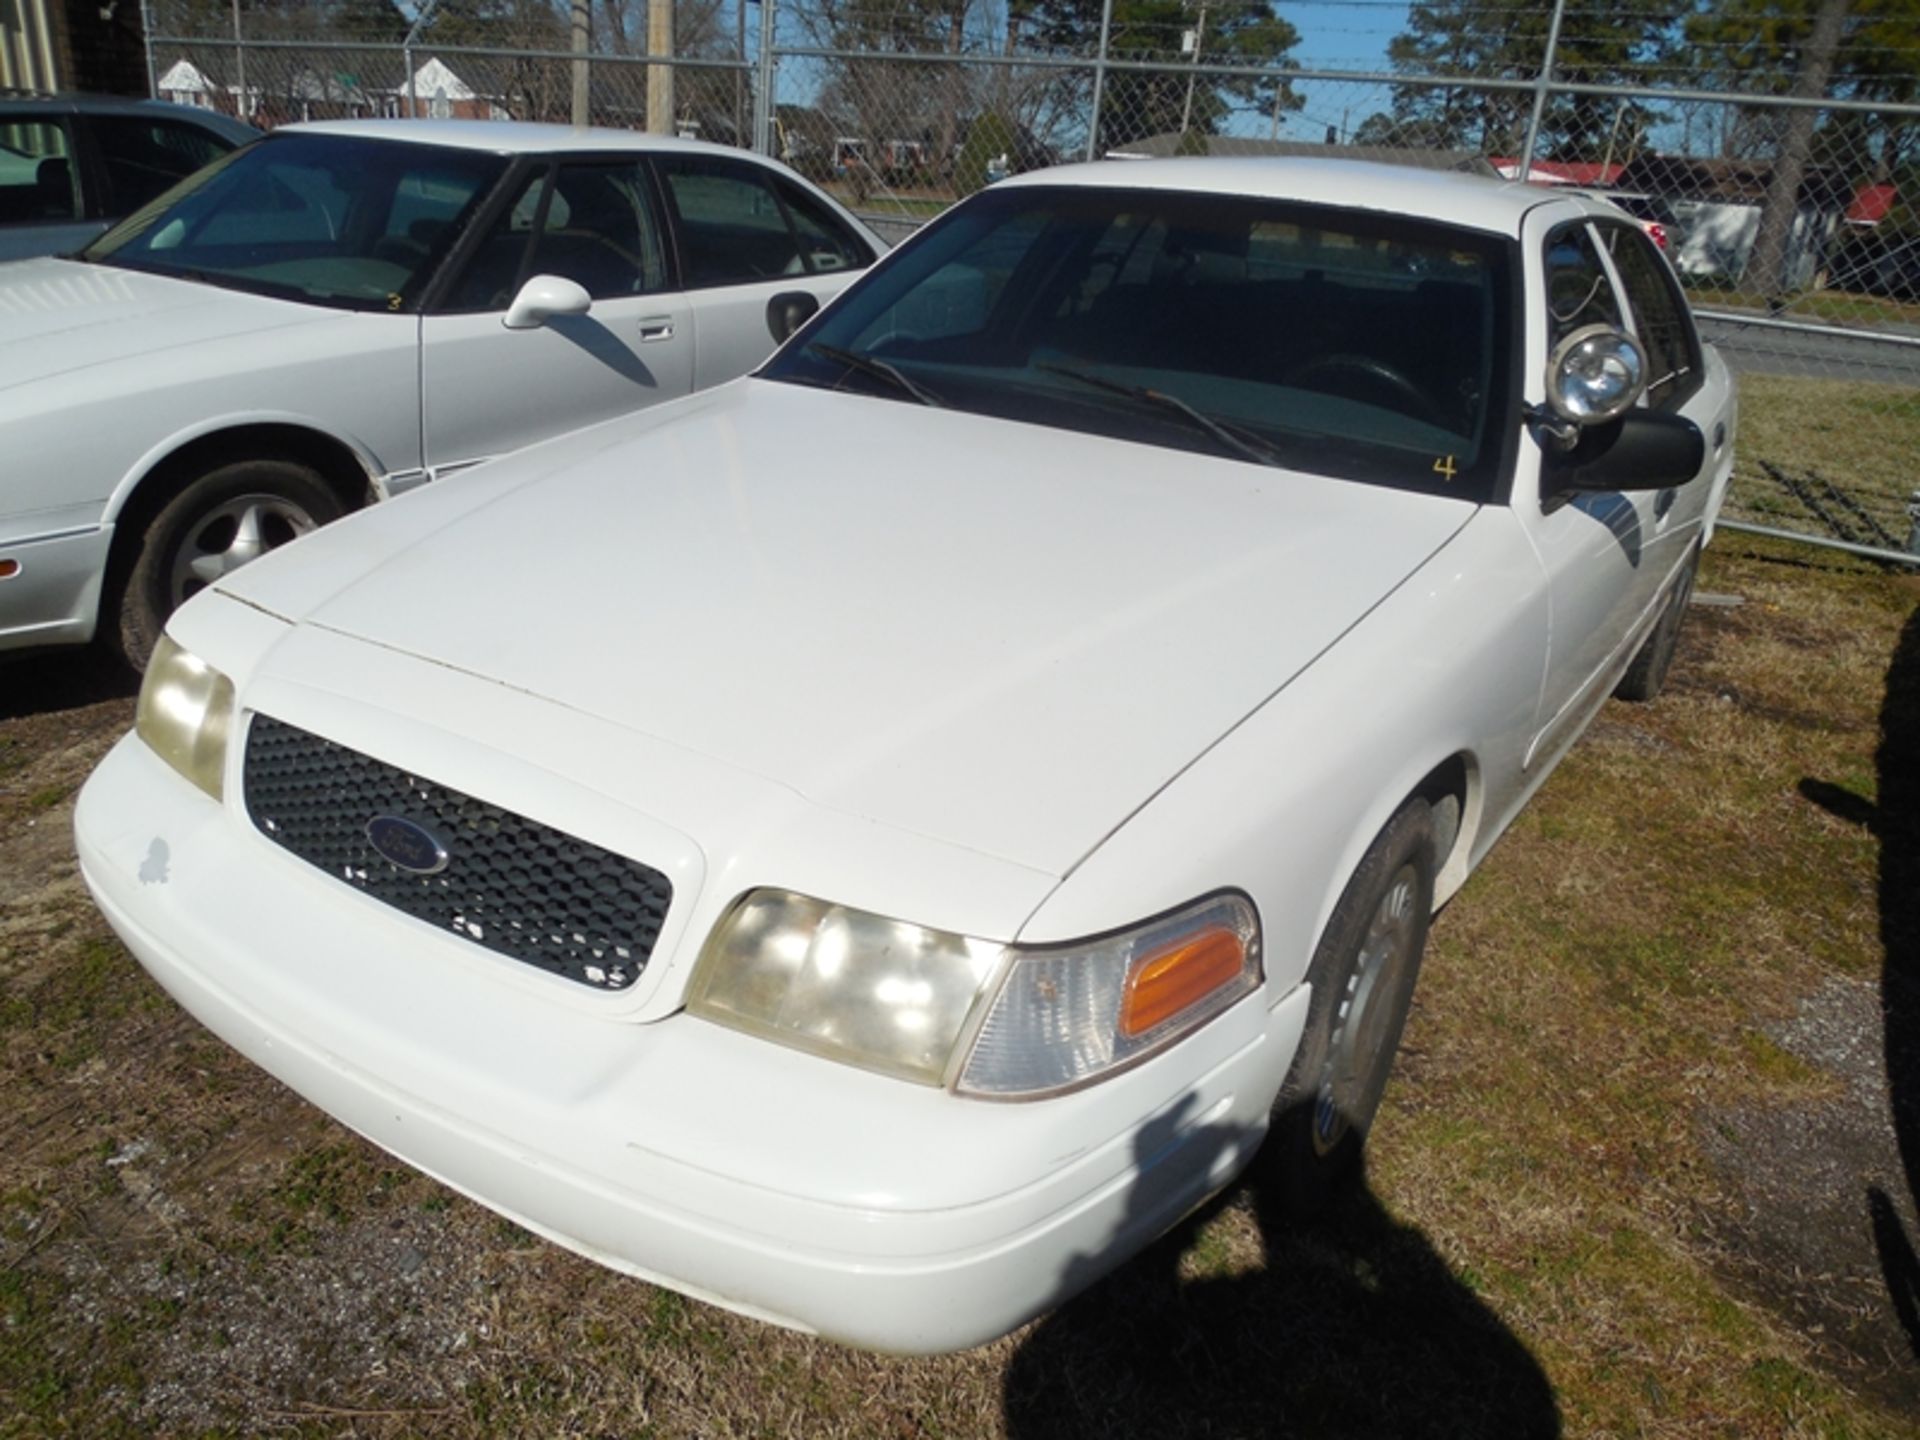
[1700,975,1920,1413]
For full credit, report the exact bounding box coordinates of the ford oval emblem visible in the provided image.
[366,815,450,875]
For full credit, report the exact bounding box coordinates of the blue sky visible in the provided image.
[1286,0,1412,72]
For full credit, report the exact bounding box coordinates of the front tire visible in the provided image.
[1263,798,1435,1213]
[114,460,343,671]
[1614,542,1700,703]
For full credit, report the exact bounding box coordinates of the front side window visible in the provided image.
[441,160,669,311]
[0,118,78,223]
[763,186,1515,499]
[1544,222,1624,349]
[80,134,506,311]
[1601,223,1701,411]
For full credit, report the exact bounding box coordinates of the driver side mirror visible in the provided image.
[503,274,592,330]
[766,289,820,344]
[1546,411,1707,494]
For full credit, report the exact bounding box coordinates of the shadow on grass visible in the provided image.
[1800,600,1920,1366]
[1003,1101,1560,1440]
[0,649,137,723]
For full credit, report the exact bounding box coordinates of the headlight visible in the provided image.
[687,891,1003,1084]
[686,888,1260,1096]
[135,635,236,800]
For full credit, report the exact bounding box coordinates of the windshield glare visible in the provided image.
[764,185,1514,498]
[81,134,508,311]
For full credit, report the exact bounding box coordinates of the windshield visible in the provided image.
[763,185,1516,499]
[80,133,508,311]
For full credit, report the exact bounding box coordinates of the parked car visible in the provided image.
[0,92,257,262]
[77,158,1735,1354]
[1828,230,1920,302]
[0,120,881,668]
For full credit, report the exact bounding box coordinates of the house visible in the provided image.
[1616,153,1859,288]
[394,56,509,122]
[1491,158,1626,187]
[158,54,397,124]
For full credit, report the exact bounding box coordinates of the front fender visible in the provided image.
[1017,506,1548,1003]
[101,410,387,527]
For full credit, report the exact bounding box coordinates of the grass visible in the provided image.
[1726,373,1920,540]
[0,538,1916,1436]
[1684,282,1920,331]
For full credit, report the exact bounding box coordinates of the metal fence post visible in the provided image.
[753,0,776,155]
[1517,0,1567,179]
[140,0,157,97]
[231,0,247,120]
[401,0,443,119]
[1084,0,1115,161]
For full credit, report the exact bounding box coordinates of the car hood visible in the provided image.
[0,257,322,393]
[221,380,1477,876]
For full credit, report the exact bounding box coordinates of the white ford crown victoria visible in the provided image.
[76,158,1735,1353]
[1,120,878,668]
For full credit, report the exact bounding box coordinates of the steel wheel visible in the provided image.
[1265,797,1435,1212]
[1312,861,1422,1156]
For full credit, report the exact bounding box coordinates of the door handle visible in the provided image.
[1713,421,1727,451]
[638,317,674,342]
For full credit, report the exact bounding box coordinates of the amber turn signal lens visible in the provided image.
[1119,926,1248,1038]
[0,559,18,580]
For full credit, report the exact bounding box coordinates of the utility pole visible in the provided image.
[647,0,675,135]
[571,0,590,126]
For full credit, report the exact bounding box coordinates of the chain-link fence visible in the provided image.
[138,0,1920,563]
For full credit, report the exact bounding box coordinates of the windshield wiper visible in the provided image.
[1036,361,1285,469]
[805,342,944,408]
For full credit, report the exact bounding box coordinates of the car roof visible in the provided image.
[999,156,1559,235]
[0,92,260,143]
[281,119,770,160]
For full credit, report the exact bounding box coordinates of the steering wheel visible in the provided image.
[371,234,431,269]
[1284,353,1445,427]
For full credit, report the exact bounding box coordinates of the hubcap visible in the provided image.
[168,494,319,607]
[1313,862,1419,1156]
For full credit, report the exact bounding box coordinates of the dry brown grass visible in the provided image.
[1731,375,1920,538]
[1,542,1917,1438]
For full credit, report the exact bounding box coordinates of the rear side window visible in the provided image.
[776,177,871,273]
[656,156,865,287]
[89,115,233,214]
[657,156,799,286]
[1602,223,1701,411]
[0,118,78,223]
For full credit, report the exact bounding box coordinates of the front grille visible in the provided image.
[242,714,670,990]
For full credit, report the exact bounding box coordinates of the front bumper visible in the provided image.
[76,731,1305,1353]
[0,523,111,652]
